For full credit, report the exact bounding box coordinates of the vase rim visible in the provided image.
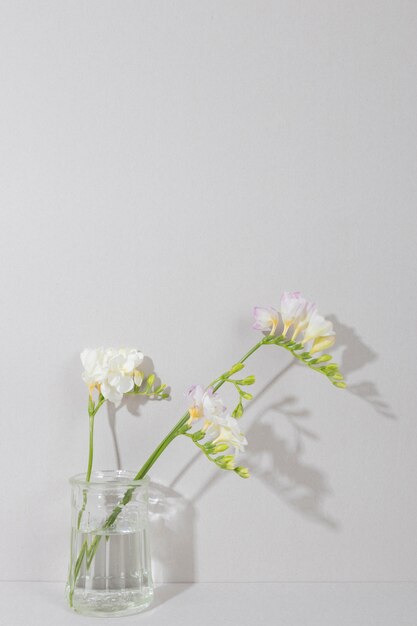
[69,469,150,487]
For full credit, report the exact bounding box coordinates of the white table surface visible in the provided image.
[0,582,416,626]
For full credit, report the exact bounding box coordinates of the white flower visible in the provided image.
[187,385,226,424]
[302,312,335,344]
[252,306,280,335]
[280,291,309,336]
[80,348,109,386]
[205,415,248,454]
[291,301,317,340]
[80,347,144,404]
[134,370,144,387]
[310,335,336,355]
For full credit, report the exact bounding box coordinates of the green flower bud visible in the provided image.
[145,373,155,392]
[215,455,235,470]
[232,402,244,418]
[222,455,236,470]
[235,466,250,479]
[315,354,332,363]
[230,363,245,374]
[234,375,256,386]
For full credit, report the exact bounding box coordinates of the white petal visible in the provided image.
[101,382,122,404]
[117,375,134,394]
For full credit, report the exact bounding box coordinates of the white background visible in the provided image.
[0,0,416,585]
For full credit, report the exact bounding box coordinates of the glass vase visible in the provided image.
[66,470,153,617]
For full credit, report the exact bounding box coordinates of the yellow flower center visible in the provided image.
[189,406,201,420]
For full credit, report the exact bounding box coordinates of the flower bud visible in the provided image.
[314,354,332,363]
[134,370,144,387]
[230,363,245,374]
[222,455,236,470]
[235,466,250,479]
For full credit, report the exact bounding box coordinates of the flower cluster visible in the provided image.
[81,347,145,403]
[253,291,335,355]
[185,385,249,477]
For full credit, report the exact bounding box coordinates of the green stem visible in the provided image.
[77,396,105,530]
[132,337,266,480]
[86,413,95,481]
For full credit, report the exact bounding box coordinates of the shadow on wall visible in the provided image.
[168,316,396,531]
[107,356,172,469]
[148,482,195,590]
[170,365,339,530]
[328,315,395,419]
[107,318,395,580]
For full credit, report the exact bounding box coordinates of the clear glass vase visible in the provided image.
[66,470,153,617]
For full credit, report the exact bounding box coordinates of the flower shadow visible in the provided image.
[170,317,393,529]
[179,375,339,530]
[244,396,338,528]
[328,315,396,419]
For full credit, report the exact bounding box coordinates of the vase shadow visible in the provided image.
[151,583,191,609]
[147,481,195,603]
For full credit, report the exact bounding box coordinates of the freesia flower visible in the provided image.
[81,348,109,388]
[252,292,337,358]
[280,291,309,336]
[252,306,280,335]
[290,300,317,340]
[302,312,335,345]
[134,370,144,387]
[187,385,226,424]
[81,347,144,404]
[310,335,336,355]
[205,415,248,455]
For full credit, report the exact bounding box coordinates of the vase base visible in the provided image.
[69,587,154,617]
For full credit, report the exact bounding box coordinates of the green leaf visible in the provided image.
[334,381,347,389]
[239,391,253,401]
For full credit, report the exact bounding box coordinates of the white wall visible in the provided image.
[0,0,416,583]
